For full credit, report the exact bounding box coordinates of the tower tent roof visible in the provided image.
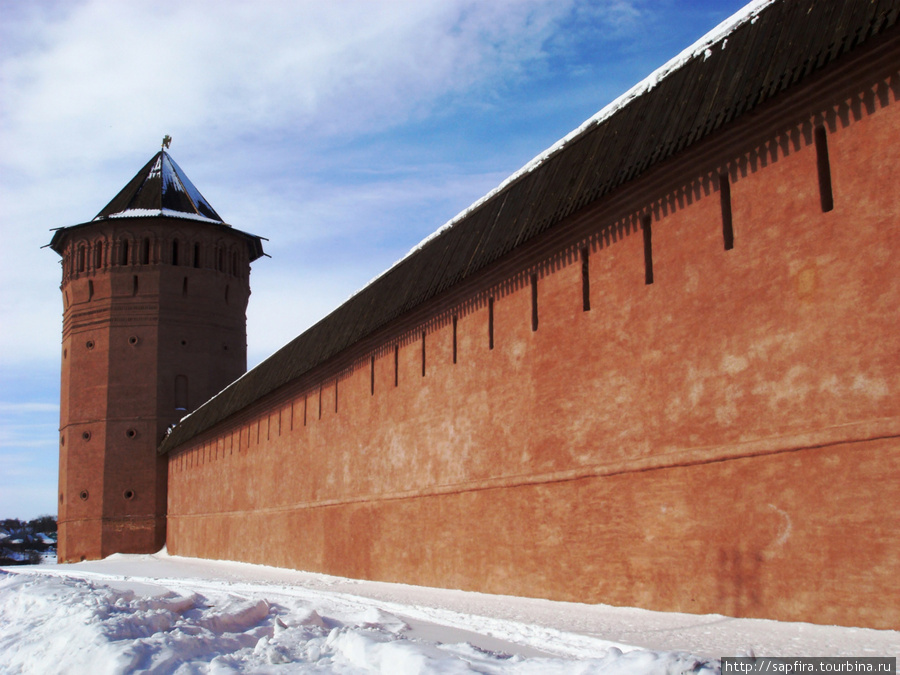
[48,151,266,260]
[93,151,224,223]
[159,0,900,454]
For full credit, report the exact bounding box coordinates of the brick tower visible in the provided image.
[49,149,265,562]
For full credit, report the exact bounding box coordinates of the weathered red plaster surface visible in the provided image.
[167,62,900,628]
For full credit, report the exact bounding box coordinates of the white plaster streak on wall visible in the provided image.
[767,503,792,552]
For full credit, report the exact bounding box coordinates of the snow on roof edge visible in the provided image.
[351,0,776,299]
[95,208,226,225]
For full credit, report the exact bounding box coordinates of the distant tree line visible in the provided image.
[0,516,57,566]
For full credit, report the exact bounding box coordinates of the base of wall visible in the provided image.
[168,436,899,630]
[58,515,166,563]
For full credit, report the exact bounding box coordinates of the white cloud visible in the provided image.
[2,0,579,173]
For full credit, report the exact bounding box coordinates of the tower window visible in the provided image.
[77,247,86,273]
[94,244,103,269]
[193,243,201,268]
[530,274,538,332]
[119,240,129,266]
[141,238,150,265]
[79,490,89,501]
[172,240,179,266]
[175,375,188,411]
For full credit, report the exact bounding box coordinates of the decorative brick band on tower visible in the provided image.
[49,151,264,562]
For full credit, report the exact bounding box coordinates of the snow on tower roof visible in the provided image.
[93,151,224,224]
[47,151,266,261]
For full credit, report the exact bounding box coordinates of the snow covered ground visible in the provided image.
[1,552,897,674]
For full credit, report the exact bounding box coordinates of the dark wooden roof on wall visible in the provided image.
[159,0,900,454]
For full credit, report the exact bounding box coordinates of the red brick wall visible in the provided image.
[167,59,900,628]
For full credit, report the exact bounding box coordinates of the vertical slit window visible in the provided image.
[77,247,85,273]
[581,248,591,311]
[530,274,539,331]
[720,173,734,250]
[488,297,495,349]
[335,380,339,413]
[815,126,834,212]
[370,356,375,395]
[182,277,188,297]
[94,244,103,269]
[303,395,308,426]
[119,240,129,266]
[642,215,654,285]
[318,387,322,420]
[88,280,94,300]
[452,315,458,364]
[421,332,426,376]
[172,240,179,266]
[175,375,188,412]
[141,239,150,265]
[193,243,200,268]
[394,344,399,387]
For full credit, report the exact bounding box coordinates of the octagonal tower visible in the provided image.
[49,150,265,562]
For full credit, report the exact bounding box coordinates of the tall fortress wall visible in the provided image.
[164,23,900,630]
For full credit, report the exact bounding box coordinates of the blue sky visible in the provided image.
[0,0,750,520]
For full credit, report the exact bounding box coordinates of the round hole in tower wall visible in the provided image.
[82,431,91,441]
[181,340,187,346]
[128,335,139,346]
[79,490,89,501]
[125,428,137,439]
[85,340,95,350]
[123,489,135,501]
